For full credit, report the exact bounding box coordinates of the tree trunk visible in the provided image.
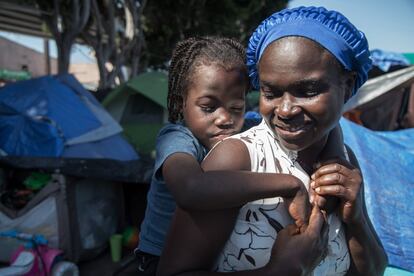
[43,38,51,74]
[39,0,91,75]
[56,38,73,74]
[95,50,108,89]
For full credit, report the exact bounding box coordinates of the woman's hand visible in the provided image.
[309,160,340,215]
[310,124,344,215]
[310,159,363,224]
[266,205,329,275]
[308,183,339,215]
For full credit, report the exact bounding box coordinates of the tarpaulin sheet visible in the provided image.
[371,49,411,72]
[341,118,414,272]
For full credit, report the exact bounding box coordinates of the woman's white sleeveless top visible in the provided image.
[214,120,350,275]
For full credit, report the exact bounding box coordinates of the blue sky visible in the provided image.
[1,0,413,64]
[288,0,414,53]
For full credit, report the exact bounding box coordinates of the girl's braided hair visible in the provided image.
[167,36,248,123]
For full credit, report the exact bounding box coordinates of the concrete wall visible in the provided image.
[0,36,57,77]
[0,36,100,89]
[69,62,99,90]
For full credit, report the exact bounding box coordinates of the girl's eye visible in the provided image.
[201,106,215,113]
[231,106,244,113]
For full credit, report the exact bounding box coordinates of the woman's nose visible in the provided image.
[276,93,300,119]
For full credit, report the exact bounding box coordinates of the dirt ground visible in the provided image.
[79,247,138,276]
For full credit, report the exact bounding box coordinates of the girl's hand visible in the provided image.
[284,180,311,230]
[266,205,329,275]
[310,160,363,224]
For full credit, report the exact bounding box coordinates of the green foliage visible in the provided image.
[141,0,288,69]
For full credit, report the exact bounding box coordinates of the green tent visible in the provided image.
[103,71,168,155]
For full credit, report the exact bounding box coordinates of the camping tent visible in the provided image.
[344,65,414,128]
[0,74,138,161]
[343,64,414,131]
[103,71,168,155]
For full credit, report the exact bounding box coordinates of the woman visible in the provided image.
[158,6,387,275]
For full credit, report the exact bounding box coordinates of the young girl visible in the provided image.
[157,7,387,276]
[136,36,337,275]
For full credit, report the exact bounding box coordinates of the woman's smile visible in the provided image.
[273,121,312,140]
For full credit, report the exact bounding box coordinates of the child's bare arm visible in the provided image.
[157,203,328,276]
[158,141,328,276]
[157,206,240,276]
[164,139,308,216]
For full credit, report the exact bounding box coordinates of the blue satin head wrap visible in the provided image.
[247,6,372,96]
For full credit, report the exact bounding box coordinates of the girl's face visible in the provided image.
[258,37,353,152]
[182,63,246,150]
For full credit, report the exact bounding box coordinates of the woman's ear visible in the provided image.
[343,71,357,102]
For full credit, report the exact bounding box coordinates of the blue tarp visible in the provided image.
[0,74,138,161]
[371,49,411,72]
[341,118,414,272]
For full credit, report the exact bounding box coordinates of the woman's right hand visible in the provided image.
[266,205,329,275]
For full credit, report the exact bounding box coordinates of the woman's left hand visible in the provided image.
[310,160,363,224]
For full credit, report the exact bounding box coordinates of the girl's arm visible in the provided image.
[311,146,388,275]
[157,140,329,276]
[158,205,328,276]
[163,139,306,211]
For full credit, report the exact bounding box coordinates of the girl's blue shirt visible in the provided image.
[138,122,207,256]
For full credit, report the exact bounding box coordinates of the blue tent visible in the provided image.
[0,74,138,161]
